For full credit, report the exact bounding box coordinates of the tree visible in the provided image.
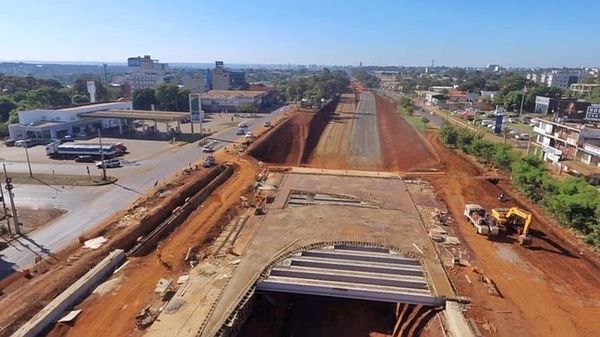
[132,88,158,110]
[72,94,90,104]
[439,122,459,147]
[503,91,523,111]
[420,117,430,128]
[155,83,180,110]
[0,96,17,122]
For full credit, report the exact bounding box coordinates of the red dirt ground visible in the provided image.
[45,153,259,337]
[375,94,440,172]
[422,132,600,337]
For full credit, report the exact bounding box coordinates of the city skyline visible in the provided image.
[0,0,599,67]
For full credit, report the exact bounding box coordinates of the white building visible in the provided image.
[570,83,599,95]
[126,55,170,91]
[182,73,207,93]
[199,90,266,112]
[8,101,132,140]
[531,118,600,180]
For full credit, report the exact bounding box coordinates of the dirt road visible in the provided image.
[422,132,600,337]
[375,94,439,171]
[308,93,356,169]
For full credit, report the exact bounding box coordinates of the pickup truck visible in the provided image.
[464,204,499,235]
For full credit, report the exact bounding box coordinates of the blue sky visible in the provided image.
[0,0,598,67]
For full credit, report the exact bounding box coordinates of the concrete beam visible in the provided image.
[11,250,126,337]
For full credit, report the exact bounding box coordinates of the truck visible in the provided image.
[45,141,127,159]
[463,204,499,236]
[202,155,215,168]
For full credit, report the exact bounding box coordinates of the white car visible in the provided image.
[96,159,122,169]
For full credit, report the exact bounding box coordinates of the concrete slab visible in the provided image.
[147,173,456,337]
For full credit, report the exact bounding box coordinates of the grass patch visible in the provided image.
[396,103,429,131]
[4,172,117,186]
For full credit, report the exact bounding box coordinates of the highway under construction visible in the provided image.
[4,84,600,337]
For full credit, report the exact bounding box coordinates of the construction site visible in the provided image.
[2,83,600,337]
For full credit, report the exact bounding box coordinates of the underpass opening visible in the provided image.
[219,244,446,337]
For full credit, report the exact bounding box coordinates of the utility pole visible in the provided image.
[519,85,527,117]
[24,140,33,178]
[98,129,107,180]
[3,164,20,236]
[0,179,12,236]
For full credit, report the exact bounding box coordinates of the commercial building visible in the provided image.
[126,55,170,90]
[570,83,599,95]
[531,107,600,181]
[8,101,133,140]
[199,90,267,113]
[182,73,207,93]
[211,61,246,90]
[527,70,587,89]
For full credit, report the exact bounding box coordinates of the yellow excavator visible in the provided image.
[490,207,533,245]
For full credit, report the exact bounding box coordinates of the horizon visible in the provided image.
[0,59,596,70]
[1,0,599,67]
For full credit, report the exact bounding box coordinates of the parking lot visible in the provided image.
[0,112,275,179]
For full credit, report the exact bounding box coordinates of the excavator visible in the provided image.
[490,207,533,245]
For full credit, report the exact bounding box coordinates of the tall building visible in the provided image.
[182,72,207,93]
[211,61,246,90]
[126,55,170,91]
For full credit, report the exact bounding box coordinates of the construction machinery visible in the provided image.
[463,204,499,236]
[490,207,533,245]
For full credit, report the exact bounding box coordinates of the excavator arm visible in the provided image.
[506,207,533,245]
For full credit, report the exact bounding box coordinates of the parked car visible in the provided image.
[3,139,16,147]
[515,134,530,140]
[263,121,272,127]
[96,159,122,169]
[75,155,95,163]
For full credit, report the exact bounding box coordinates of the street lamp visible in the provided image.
[24,139,33,178]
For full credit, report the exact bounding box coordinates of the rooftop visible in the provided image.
[201,90,266,99]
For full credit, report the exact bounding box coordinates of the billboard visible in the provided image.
[494,113,504,134]
[554,101,591,122]
[534,96,551,114]
[189,94,203,122]
[585,104,600,122]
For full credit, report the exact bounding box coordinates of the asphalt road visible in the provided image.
[348,92,382,167]
[0,106,291,277]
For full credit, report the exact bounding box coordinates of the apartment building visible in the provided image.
[126,55,170,90]
[532,115,600,180]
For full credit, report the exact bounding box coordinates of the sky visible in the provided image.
[0,0,599,67]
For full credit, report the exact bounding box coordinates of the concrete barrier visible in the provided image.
[128,164,234,256]
[11,249,126,337]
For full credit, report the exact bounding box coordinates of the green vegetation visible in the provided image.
[132,83,190,111]
[351,68,380,88]
[395,96,428,130]
[439,122,600,248]
[278,68,350,103]
[0,73,123,137]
